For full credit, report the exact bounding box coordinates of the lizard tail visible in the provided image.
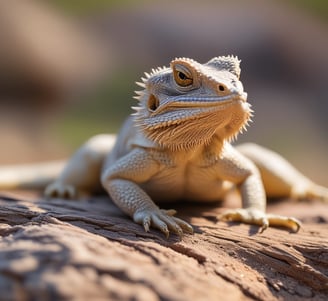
[0,160,66,190]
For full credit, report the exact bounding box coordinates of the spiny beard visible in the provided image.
[138,105,252,151]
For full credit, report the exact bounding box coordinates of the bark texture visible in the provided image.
[0,191,327,301]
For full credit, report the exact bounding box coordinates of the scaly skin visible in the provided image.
[3,56,328,237]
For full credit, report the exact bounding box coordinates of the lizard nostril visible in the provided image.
[218,84,229,94]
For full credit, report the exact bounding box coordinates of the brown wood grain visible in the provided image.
[0,192,327,301]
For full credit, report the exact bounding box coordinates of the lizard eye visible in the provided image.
[173,64,193,87]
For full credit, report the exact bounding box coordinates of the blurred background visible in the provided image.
[0,0,327,185]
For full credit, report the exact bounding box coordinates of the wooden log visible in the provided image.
[0,192,327,301]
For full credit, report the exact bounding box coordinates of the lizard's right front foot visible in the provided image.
[45,182,77,199]
[133,208,194,238]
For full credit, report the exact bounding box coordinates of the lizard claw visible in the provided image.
[220,208,301,232]
[133,208,193,237]
[143,216,151,232]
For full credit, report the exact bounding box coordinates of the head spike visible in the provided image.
[134,90,144,96]
[205,55,241,78]
[131,106,142,111]
[136,81,146,88]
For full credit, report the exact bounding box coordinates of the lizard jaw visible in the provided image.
[135,97,252,151]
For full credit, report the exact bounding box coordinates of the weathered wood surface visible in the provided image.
[0,191,327,301]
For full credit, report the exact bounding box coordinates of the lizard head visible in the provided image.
[133,56,252,150]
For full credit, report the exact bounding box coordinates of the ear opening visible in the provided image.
[147,94,159,112]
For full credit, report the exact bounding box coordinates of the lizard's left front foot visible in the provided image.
[220,208,301,233]
[133,208,194,238]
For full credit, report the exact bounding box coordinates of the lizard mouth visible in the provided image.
[151,92,248,116]
[140,96,250,131]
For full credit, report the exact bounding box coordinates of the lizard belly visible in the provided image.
[140,167,229,203]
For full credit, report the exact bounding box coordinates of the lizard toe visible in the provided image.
[160,209,193,234]
[142,216,151,232]
[159,211,194,236]
[220,208,268,225]
[220,208,269,232]
[220,208,301,232]
[266,214,301,232]
[162,209,177,216]
[151,214,170,237]
[171,216,194,234]
[159,215,183,237]
[45,182,76,199]
[133,208,192,237]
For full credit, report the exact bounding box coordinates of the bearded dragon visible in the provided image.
[1,56,327,237]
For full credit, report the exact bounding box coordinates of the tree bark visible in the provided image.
[0,191,327,301]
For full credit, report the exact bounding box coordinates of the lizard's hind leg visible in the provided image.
[45,134,116,198]
[237,143,328,202]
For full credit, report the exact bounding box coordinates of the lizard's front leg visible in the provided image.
[101,149,193,237]
[217,144,301,232]
[221,170,301,232]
